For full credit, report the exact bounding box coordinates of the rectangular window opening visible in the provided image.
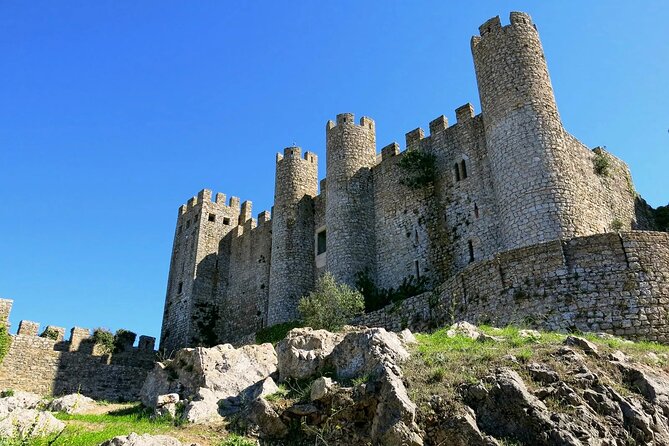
[177,281,183,294]
[468,240,475,263]
[223,217,231,225]
[208,213,216,222]
[317,230,327,255]
[415,260,420,279]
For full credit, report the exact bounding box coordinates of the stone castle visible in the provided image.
[160,12,665,353]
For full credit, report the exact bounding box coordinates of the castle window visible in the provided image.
[415,260,420,279]
[223,217,231,225]
[178,225,183,235]
[474,203,479,219]
[454,163,461,181]
[186,219,191,229]
[177,281,183,294]
[317,230,327,255]
[208,213,216,222]
[468,240,475,263]
[460,160,468,179]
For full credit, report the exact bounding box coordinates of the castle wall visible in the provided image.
[160,190,241,352]
[0,302,155,401]
[354,231,669,343]
[217,214,272,344]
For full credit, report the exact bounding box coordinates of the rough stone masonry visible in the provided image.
[160,11,665,352]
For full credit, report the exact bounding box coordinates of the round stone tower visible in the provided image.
[472,12,583,250]
[267,147,318,326]
[325,113,376,286]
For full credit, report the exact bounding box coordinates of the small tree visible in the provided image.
[298,273,364,331]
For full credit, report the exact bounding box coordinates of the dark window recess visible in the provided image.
[317,230,327,255]
[186,219,191,229]
[461,160,468,179]
[454,163,461,181]
[415,260,420,279]
[223,217,231,225]
[178,225,183,235]
[208,213,216,222]
[177,281,183,294]
[474,203,479,219]
[193,213,199,221]
[468,240,475,263]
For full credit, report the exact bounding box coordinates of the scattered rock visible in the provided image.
[0,391,43,418]
[310,376,335,402]
[48,393,97,414]
[608,350,628,362]
[446,321,480,340]
[247,397,288,439]
[526,362,559,384]
[564,335,600,357]
[331,327,409,379]
[0,408,65,438]
[518,329,541,340]
[398,329,418,345]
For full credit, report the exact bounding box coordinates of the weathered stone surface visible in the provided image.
[526,362,559,384]
[100,432,195,446]
[0,391,43,418]
[0,409,65,438]
[310,377,335,402]
[331,328,409,380]
[140,342,277,424]
[564,335,600,357]
[48,393,97,414]
[276,328,342,381]
[247,397,288,439]
[446,321,480,340]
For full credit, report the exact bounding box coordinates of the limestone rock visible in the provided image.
[526,362,559,384]
[100,432,196,446]
[310,376,335,402]
[0,409,65,438]
[276,327,342,381]
[247,397,288,439]
[0,391,43,418]
[518,329,541,340]
[331,327,409,380]
[140,342,277,424]
[446,321,480,340]
[564,335,600,357]
[48,393,97,414]
[398,329,418,345]
[371,369,422,446]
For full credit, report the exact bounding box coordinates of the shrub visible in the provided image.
[592,150,611,176]
[256,321,302,345]
[611,218,624,232]
[0,389,14,398]
[40,327,60,341]
[298,273,364,331]
[355,269,429,312]
[398,149,437,189]
[654,204,669,232]
[92,328,115,354]
[0,326,11,365]
[113,329,137,352]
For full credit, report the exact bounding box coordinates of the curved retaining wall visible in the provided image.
[355,231,669,343]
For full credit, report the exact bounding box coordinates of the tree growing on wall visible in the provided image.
[298,273,364,331]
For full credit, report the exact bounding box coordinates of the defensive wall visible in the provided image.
[354,231,669,343]
[0,301,156,401]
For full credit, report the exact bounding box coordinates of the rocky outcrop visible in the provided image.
[48,393,97,414]
[0,408,65,439]
[276,328,342,380]
[140,342,277,423]
[0,391,44,418]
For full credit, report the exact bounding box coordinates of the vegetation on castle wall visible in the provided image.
[40,327,60,341]
[298,273,364,331]
[654,204,669,232]
[0,326,11,365]
[356,268,429,312]
[113,329,136,352]
[92,328,115,354]
[398,149,437,189]
[592,149,611,176]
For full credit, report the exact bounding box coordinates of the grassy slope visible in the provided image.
[405,325,669,414]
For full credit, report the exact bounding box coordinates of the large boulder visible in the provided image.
[0,391,44,418]
[140,342,277,423]
[48,393,97,414]
[276,327,342,381]
[0,408,65,438]
[331,327,410,379]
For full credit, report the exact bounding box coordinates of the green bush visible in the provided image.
[113,329,137,352]
[298,273,364,331]
[92,328,115,354]
[40,327,60,341]
[256,321,302,345]
[0,389,14,398]
[398,149,437,189]
[592,150,611,176]
[0,326,11,365]
[611,218,624,232]
[654,204,669,232]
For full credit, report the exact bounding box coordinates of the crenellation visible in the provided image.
[17,320,39,336]
[229,196,240,209]
[138,335,155,351]
[42,325,65,341]
[69,327,90,351]
[159,11,665,352]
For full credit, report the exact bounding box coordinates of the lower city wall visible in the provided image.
[0,308,156,401]
[355,231,669,343]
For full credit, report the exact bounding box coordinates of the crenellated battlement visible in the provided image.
[178,189,242,217]
[326,113,375,132]
[276,146,318,165]
[473,12,535,41]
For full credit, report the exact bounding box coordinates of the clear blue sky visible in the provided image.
[1,1,667,342]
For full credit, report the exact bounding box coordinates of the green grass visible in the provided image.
[255,321,302,345]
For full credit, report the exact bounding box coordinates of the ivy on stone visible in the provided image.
[398,149,437,189]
